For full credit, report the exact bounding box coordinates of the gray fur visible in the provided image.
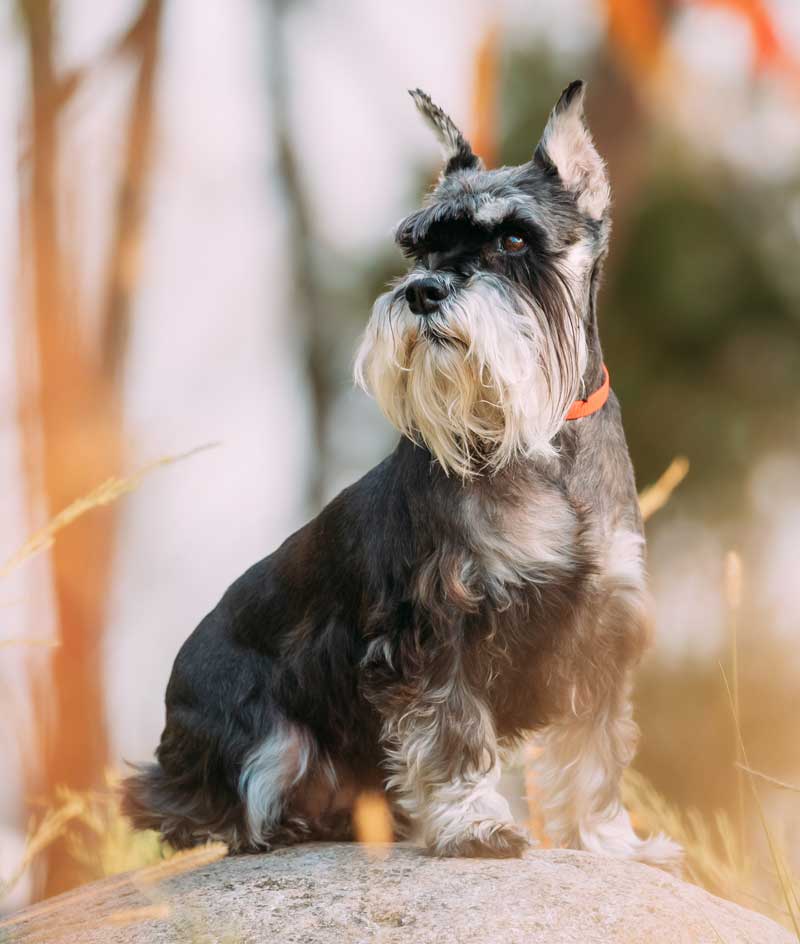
[409,88,481,175]
[123,82,680,868]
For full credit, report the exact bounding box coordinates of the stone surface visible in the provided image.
[1,843,793,944]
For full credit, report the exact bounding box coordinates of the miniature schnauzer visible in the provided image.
[124,81,680,865]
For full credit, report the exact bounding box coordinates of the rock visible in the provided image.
[1,843,792,944]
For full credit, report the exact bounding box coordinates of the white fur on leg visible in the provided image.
[239,719,315,847]
[383,685,529,857]
[419,759,525,856]
[533,701,682,868]
[578,807,684,866]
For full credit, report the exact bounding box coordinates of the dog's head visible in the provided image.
[355,81,610,478]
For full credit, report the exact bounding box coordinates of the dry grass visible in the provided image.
[0,442,218,581]
[353,791,394,857]
[135,842,226,889]
[104,902,172,926]
[623,769,748,899]
[0,787,241,941]
[720,667,800,938]
[7,766,796,937]
[100,842,237,942]
[0,442,218,904]
[722,547,799,938]
[60,773,169,880]
[0,796,85,901]
[620,540,800,939]
[736,765,800,794]
[2,452,797,942]
[622,739,800,937]
[0,636,58,650]
[0,775,167,903]
[639,456,689,521]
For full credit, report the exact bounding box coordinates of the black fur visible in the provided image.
[123,419,633,849]
[124,83,656,862]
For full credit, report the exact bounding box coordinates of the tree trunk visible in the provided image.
[16,0,163,898]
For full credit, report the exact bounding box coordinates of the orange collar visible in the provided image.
[565,364,610,421]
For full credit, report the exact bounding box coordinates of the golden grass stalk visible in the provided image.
[353,791,394,857]
[724,550,746,862]
[0,796,85,900]
[0,445,218,901]
[735,764,800,794]
[135,843,228,889]
[639,456,689,521]
[522,741,550,846]
[622,768,748,899]
[720,553,799,937]
[106,903,171,926]
[61,772,169,879]
[0,442,219,580]
[0,774,171,907]
[0,636,58,649]
[720,666,800,940]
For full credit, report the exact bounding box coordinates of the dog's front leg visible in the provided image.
[378,671,529,858]
[533,682,682,869]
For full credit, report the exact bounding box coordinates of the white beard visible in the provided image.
[354,274,588,478]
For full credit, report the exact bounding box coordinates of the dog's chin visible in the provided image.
[416,320,466,348]
[355,281,585,478]
[418,323,445,344]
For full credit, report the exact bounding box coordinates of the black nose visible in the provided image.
[405,276,449,316]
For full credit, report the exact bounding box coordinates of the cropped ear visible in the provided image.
[409,88,482,176]
[533,80,610,220]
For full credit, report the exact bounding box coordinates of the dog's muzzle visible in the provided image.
[405,276,450,317]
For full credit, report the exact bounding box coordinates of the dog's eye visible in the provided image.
[501,234,526,253]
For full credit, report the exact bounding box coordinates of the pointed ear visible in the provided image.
[533,80,610,220]
[409,88,482,176]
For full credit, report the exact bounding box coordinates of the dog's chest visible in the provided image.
[463,483,645,607]
[459,487,647,731]
[463,484,583,598]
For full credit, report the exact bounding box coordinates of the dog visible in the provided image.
[123,81,680,865]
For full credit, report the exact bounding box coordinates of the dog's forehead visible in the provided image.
[396,164,567,247]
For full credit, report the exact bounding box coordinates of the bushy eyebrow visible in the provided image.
[396,209,543,258]
[411,219,491,253]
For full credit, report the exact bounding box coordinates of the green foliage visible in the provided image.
[607,182,800,507]
[496,46,800,515]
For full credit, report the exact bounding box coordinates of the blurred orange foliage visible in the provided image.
[470,22,501,168]
[604,0,667,78]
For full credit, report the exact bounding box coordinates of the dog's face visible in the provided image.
[355,81,611,478]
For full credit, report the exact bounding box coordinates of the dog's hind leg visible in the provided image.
[239,719,360,849]
[239,718,325,848]
[377,669,530,859]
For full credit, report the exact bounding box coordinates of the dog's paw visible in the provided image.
[578,818,684,876]
[634,834,684,876]
[433,820,532,859]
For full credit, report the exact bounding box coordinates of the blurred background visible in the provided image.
[1,0,799,927]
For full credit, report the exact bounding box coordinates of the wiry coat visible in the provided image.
[123,82,680,865]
